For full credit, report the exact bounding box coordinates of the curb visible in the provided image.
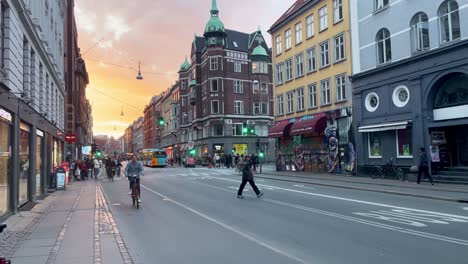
[254,175,468,204]
[259,172,468,194]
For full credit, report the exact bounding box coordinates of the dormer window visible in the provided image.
[232,41,238,48]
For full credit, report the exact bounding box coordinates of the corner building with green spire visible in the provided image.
[176,0,274,161]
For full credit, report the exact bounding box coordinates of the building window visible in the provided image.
[396,129,413,158]
[392,85,410,107]
[438,0,460,43]
[365,92,379,112]
[253,61,268,74]
[261,82,268,94]
[410,12,430,52]
[335,74,347,102]
[210,79,219,92]
[261,102,269,115]
[374,0,389,11]
[320,79,331,105]
[233,80,243,93]
[181,80,186,90]
[276,35,282,55]
[334,33,346,62]
[212,124,224,136]
[295,22,302,44]
[306,47,316,73]
[181,96,187,106]
[234,101,244,114]
[234,60,242,73]
[275,63,284,85]
[319,41,330,68]
[253,81,260,94]
[333,0,343,23]
[210,57,218,71]
[285,29,292,50]
[285,58,293,81]
[182,113,188,124]
[254,102,261,115]
[276,94,284,115]
[306,15,315,38]
[295,53,304,78]
[308,83,317,108]
[319,6,328,31]
[297,87,305,111]
[368,132,383,158]
[211,100,219,114]
[376,28,391,64]
[286,92,294,113]
[233,123,243,136]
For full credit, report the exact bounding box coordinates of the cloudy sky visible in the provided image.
[75,0,295,138]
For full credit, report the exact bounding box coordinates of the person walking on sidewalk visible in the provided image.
[417,147,434,185]
[93,158,100,180]
[237,155,263,199]
[125,155,144,203]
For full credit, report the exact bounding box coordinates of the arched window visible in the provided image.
[434,73,468,109]
[376,28,391,64]
[438,0,460,43]
[410,12,429,52]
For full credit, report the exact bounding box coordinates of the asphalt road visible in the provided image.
[100,166,468,264]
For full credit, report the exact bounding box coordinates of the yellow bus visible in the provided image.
[142,149,168,167]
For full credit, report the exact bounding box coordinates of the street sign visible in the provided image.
[65,134,77,143]
[188,141,195,149]
[56,168,66,190]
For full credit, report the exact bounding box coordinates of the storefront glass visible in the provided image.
[233,144,248,155]
[397,129,413,157]
[368,132,382,158]
[36,133,43,196]
[19,125,30,206]
[0,119,11,216]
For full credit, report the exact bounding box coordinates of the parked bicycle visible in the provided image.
[372,158,407,181]
[0,223,12,263]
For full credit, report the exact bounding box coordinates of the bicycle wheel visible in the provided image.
[135,188,140,209]
[396,168,407,182]
[372,166,384,179]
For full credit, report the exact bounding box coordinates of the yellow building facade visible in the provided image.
[268,0,355,173]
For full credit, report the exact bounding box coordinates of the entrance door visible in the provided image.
[456,127,468,166]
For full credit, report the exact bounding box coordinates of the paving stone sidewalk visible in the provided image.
[0,180,133,264]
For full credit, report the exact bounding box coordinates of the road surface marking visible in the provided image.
[140,185,307,264]
[463,207,468,211]
[111,203,121,206]
[293,184,315,190]
[263,198,468,246]
[201,175,468,221]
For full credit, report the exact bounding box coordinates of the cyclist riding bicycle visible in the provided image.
[124,155,144,203]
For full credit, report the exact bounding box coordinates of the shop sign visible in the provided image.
[82,146,92,155]
[65,134,77,143]
[56,168,66,190]
[233,144,248,155]
[188,141,195,149]
[431,131,446,145]
[0,108,12,123]
[36,129,44,137]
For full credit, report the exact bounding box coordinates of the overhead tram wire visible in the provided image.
[85,57,179,76]
[90,88,142,112]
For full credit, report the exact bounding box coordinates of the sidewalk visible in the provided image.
[0,180,133,264]
[256,165,468,203]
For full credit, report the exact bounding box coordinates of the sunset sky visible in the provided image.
[75,0,294,138]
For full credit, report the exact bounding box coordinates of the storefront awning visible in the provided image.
[290,113,327,136]
[268,119,295,138]
[358,121,411,133]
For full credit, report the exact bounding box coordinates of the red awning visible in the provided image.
[290,113,328,136]
[268,119,295,138]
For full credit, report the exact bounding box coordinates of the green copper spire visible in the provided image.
[205,0,225,34]
[211,0,219,15]
[179,57,191,72]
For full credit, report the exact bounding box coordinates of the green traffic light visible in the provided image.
[242,127,248,133]
[259,152,265,158]
[250,129,255,134]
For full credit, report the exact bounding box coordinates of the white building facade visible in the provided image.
[0,0,66,218]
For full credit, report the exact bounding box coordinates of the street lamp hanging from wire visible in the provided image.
[136,61,144,80]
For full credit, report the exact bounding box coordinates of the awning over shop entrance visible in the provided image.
[268,119,295,138]
[290,113,327,136]
[358,121,411,133]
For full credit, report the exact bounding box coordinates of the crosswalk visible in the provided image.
[174,170,237,177]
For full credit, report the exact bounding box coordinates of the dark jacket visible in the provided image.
[419,151,429,167]
[242,162,253,181]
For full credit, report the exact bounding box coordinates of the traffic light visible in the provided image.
[158,117,165,127]
[232,147,236,153]
[255,138,260,149]
[189,149,196,156]
[242,124,248,134]
[95,150,103,158]
[259,151,265,159]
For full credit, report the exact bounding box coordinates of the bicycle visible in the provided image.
[0,223,11,263]
[372,158,407,181]
[129,175,140,209]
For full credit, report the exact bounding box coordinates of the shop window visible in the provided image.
[434,73,468,108]
[396,129,413,158]
[0,119,10,215]
[368,132,383,158]
[19,126,30,206]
